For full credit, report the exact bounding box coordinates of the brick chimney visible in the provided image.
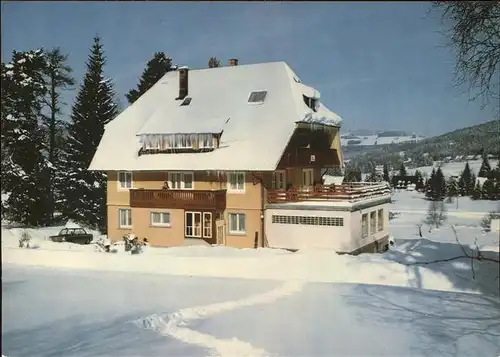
[177,66,189,100]
[228,58,239,66]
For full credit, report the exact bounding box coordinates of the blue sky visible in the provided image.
[1,1,495,136]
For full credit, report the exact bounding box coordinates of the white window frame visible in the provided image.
[227,172,245,193]
[185,211,202,238]
[117,171,133,190]
[272,170,286,189]
[203,212,212,238]
[175,134,194,149]
[361,213,368,238]
[168,171,194,190]
[228,213,246,235]
[118,208,132,229]
[150,211,171,227]
[377,209,384,232]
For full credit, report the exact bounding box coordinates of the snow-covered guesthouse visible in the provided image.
[89,59,391,253]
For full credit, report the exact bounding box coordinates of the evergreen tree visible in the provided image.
[60,36,118,232]
[446,176,458,202]
[425,168,437,200]
[435,167,446,200]
[489,160,500,181]
[495,181,500,200]
[382,163,390,182]
[398,163,407,177]
[366,165,379,182]
[208,56,222,68]
[344,166,362,182]
[414,170,425,191]
[481,179,496,200]
[471,181,482,200]
[42,47,75,222]
[126,52,173,105]
[458,162,474,196]
[478,153,491,178]
[1,49,51,226]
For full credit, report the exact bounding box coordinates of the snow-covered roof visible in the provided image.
[89,61,342,172]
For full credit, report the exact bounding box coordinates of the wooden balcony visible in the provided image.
[277,148,340,169]
[267,182,391,204]
[130,189,227,211]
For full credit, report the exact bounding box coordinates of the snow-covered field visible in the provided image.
[407,159,499,178]
[2,191,500,357]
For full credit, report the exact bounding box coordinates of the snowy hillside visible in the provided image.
[2,190,499,357]
[341,131,426,147]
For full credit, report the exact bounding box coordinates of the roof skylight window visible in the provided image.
[180,97,192,106]
[248,91,267,103]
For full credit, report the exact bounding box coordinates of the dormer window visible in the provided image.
[303,95,318,112]
[248,91,267,103]
[138,133,220,155]
[180,97,192,106]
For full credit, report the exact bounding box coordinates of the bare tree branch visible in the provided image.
[432,1,500,117]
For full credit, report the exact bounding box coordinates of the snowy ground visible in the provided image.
[405,159,498,178]
[2,190,500,357]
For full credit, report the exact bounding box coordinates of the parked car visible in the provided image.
[49,228,93,245]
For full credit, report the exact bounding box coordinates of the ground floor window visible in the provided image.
[361,213,368,238]
[228,213,246,234]
[119,208,132,229]
[370,211,376,234]
[378,209,384,231]
[151,212,171,227]
[203,212,212,238]
[185,211,202,238]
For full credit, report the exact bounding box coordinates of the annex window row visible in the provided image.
[271,215,343,227]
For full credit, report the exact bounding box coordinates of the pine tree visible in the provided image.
[398,163,407,177]
[208,57,222,68]
[435,167,446,200]
[425,168,437,200]
[478,153,491,178]
[42,48,75,223]
[1,49,51,226]
[495,181,500,200]
[414,170,424,191]
[60,36,118,232]
[458,162,474,196]
[366,165,379,182]
[471,181,482,200]
[126,52,173,105]
[481,179,496,200]
[382,163,390,182]
[446,176,458,203]
[344,166,362,182]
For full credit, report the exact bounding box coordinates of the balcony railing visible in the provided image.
[130,189,227,210]
[277,148,340,169]
[267,182,391,204]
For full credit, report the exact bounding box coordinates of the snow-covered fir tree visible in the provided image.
[42,47,75,222]
[208,56,222,68]
[126,52,174,105]
[478,152,492,178]
[1,49,51,226]
[59,36,118,232]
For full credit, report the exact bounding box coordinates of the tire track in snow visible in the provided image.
[135,280,305,357]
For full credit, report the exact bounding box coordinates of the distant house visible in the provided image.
[89,60,391,254]
[391,175,421,190]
